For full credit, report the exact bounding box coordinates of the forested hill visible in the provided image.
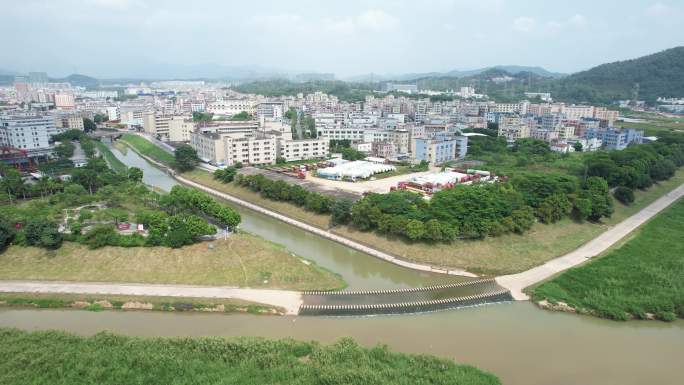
[553,46,684,104]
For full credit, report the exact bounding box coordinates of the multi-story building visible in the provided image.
[53,113,84,131]
[414,135,467,165]
[206,99,255,116]
[54,93,75,109]
[256,102,283,119]
[142,112,172,139]
[498,115,530,142]
[277,137,329,162]
[106,106,120,121]
[0,114,60,152]
[585,127,643,150]
[167,116,194,142]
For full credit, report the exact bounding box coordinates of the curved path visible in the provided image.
[0,281,303,315]
[497,182,684,300]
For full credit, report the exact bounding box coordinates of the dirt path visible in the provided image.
[496,183,684,300]
[0,281,303,315]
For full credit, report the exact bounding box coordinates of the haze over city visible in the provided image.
[2,0,683,78]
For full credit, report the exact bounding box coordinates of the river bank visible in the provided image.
[531,196,684,321]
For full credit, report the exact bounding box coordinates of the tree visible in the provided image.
[55,142,75,158]
[174,144,199,172]
[331,199,353,225]
[1,168,26,202]
[424,219,443,242]
[214,167,237,183]
[0,219,15,250]
[572,141,583,152]
[536,194,572,224]
[276,156,287,164]
[613,186,635,205]
[192,112,213,122]
[580,177,614,221]
[83,118,96,132]
[93,113,108,124]
[71,168,99,194]
[230,111,251,121]
[23,219,62,249]
[127,167,143,182]
[82,225,118,249]
[405,219,426,241]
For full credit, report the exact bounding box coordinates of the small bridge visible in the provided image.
[299,278,512,316]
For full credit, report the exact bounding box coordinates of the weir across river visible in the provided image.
[299,278,512,316]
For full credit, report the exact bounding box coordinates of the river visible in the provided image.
[2,144,682,385]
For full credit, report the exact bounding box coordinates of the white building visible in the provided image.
[167,116,194,142]
[0,114,60,151]
[206,99,255,116]
[277,138,329,162]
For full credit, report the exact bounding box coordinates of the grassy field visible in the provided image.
[0,292,279,314]
[616,113,684,136]
[120,134,175,166]
[0,328,501,385]
[0,233,345,291]
[182,169,332,229]
[332,168,684,275]
[532,198,684,321]
[95,141,127,173]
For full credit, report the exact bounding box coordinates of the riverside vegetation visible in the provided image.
[532,198,684,322]
[0,132,344,291]
[0,328,501,385]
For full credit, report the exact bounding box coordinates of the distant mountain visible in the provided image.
[346,65,564,83]
[445,65,566,79]
[49,73,100,88]
[0,68,18,76]
[552,46,684,103]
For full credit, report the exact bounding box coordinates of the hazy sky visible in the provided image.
[2,0,682,78]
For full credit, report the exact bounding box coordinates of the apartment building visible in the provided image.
[0,114,60,152]
[256,102,283,119]
[277,137,329,162]
[167,116,194,142]
[498,115,530,142]
[53,113,84,130]
[142,112,172,139]
[54,93,75,109]
[363,129,409,154]
[206,99,255,116]
[585,127,643,150]
[414,135,468,165]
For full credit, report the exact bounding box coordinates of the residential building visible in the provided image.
[277,137,329,162]
[0,114,59,152]
[54,93,75,109]
[585,127,643,150]
[414,135,467,165]
[167,116,194,142]
[142,112,172,139]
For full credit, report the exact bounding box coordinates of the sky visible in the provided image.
[1,0,682,79]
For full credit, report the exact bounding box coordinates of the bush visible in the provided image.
[23,220,62,250]
[82,226,118,249]
[613,186,635,205]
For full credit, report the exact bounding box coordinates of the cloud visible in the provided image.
[356,9,399,31]
[512,16,536,32]
[89,0,140,11]
[647,2,669,16]
[568,14,587,28]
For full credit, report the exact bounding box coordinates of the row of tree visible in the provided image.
[233,173,334,214]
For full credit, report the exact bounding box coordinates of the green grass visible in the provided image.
[0,292,280,314]
[532,198,684,321]
[95,141,127,173]
[0,233,345,291]
[120,134,175,166]
[0,328,500,385]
